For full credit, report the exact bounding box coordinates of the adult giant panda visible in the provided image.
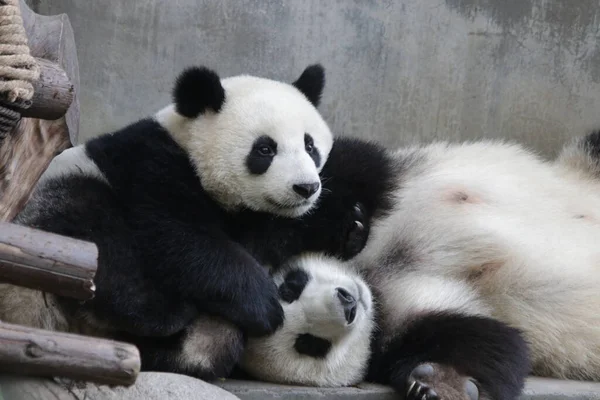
[242,131,600,400]
[0,64,377,365]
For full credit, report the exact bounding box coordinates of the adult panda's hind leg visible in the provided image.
[368,312,530,400]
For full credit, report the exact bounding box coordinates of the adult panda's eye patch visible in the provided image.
[278,268,310,303]
[294,333,332,358]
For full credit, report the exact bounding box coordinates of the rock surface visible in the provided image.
[2,374,600,400]
[216,377,600,400]
[0,372,240,400]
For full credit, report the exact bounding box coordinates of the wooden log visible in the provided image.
[0,117,70,222]
[0,321,140,387]
[0,2,81,222]
[0,222,97,300]
[19,0,80,143]
[19,57,74,120]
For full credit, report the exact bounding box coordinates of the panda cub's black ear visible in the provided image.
[173,66,226,118]
[292,64,325,107]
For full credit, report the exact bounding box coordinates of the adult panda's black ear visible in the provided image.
[293,64,325,107]
[173,66,226,118]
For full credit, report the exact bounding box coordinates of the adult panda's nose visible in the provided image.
[293,182,320,199]
[336,287,357,324]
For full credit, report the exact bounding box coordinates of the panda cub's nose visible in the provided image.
[336,287,357,324]
[293,182,320,199]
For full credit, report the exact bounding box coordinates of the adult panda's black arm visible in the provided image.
[367,312,531,400]
[233,137,400,266]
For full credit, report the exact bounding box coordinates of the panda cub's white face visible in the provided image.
[156,65,333,218]
[241,254,375,387]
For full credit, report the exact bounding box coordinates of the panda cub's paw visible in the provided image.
[207,272,284,337]
[407,363,480,400]
[341,202,369,260]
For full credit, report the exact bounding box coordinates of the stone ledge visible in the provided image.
[2,374,600,400]
[216,378,600,400]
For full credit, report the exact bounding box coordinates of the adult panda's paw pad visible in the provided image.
[408,363,479,400]
[341,202,369,260]
[407,377,439,400]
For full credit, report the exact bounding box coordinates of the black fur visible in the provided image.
[294,333,332,359]
[246,135,277,175]
[292,64,326,107]
[173,66,225,118]
[367,312,531,400]
[583,129,600,162]
[304,133,321,167]
[278,269,310,303]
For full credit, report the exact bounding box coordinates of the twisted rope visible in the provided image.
[0,0,39,138]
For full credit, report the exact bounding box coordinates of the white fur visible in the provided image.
[351,139,600,381]
[241,253,375,387]
[177,316,243,372]
[155,74,333,218]
[38,146,107,184]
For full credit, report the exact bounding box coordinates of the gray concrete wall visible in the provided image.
[26,0,600,156]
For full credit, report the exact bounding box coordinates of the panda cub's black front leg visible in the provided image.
[341,202,369,260]
[146,226,284,337]
[300,200,370,261]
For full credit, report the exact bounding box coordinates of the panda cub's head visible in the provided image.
[241,254,375,387]
[155,64,333,218]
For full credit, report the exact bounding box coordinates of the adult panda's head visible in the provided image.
[240,254,375,387]
[155,64,333,218]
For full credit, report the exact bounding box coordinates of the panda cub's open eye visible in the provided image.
[278,269,310,303]
[304,134,314,153]
[252,136,277,158]
[258,145,274,156]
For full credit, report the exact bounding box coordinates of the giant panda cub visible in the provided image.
[0,63,373,373]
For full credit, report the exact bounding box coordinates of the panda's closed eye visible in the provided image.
[278,269,310,303]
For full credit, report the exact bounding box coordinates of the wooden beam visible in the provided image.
[0,117,71,222]
[19,57,74,121]
[0,3,81,222]
[0,222,97,300]
[0,321,140,387]
[19,0,79,143]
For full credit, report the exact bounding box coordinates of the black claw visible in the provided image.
[353,202,365,220]
[353,220,364,231]
[407,378,442,400]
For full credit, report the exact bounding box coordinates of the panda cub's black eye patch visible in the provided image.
[278,268,310,303]
[294,333,332,359]
[246,135,277,175]
[304,133,320,168]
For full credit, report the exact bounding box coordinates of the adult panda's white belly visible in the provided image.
[354,141,600,380]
